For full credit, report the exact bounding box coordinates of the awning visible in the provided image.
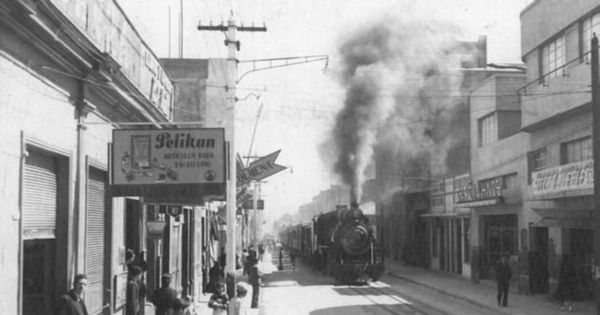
[111,183,225,204]
[531,208,593,229]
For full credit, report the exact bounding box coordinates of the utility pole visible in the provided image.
[198,11,266,301]
[592,34,600,315]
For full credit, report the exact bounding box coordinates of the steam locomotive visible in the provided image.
[281,203,384,283]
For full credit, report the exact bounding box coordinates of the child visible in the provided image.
[208,283,228,315]
[231,282,250,315]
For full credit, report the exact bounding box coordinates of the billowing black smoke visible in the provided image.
[331,16,472,202]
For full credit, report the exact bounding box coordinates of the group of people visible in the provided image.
[205,245,263,314]
[54,249,191,315]
[495,254,581,312]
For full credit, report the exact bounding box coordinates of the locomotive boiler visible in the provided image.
[314,203,384,283]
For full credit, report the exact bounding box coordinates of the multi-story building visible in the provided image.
[0,1,225,314]
[464,72,527,287]
[519,0,599,299]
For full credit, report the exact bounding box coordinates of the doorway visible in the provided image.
[529,227,549,293]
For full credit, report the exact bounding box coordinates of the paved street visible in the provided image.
[256,251,505,315]
[162,249,595,315]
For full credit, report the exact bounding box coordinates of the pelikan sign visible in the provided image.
[111,128,226,199]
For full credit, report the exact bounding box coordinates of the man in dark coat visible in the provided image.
[496,256,512,307]
[55,273,89,315]
[127,266,143,315]
[247,258,261,308]
[152,273,178,315]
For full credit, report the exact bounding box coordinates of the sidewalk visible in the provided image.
[385,261,594,315]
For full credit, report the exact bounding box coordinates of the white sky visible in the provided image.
[119,0,533,230]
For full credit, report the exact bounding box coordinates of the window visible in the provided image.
[531,148,548,170]
[528,147,547,184]
[541,35,566,81]
[478,113,496,147]
[502,173,518,190]
[582,12,600,61]
[561,137,592,164]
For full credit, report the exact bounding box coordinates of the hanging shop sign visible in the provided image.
[532,159,593,196]
[454,175,503,204]
[237,150,286,185]
[111,128,225,200]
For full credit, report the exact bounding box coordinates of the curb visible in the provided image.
[387,271,512,315]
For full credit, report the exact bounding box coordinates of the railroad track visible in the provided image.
[345,281,452,315]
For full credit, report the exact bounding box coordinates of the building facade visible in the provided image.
[0,1,231,314]
[465,72,527,289]
[519,0,599,299]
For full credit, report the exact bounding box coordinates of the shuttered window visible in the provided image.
[23,151,57,239]
[85,167,106,315]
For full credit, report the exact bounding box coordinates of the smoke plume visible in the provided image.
[331,15,474,202]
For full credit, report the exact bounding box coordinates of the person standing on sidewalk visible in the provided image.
[290,249,297,272]
[55,274,89,315]
[208,282,229,315]
[554,255,577,312]
[152,273,178,315]
[127,266,143,315]
[495,256,512,307]
[248,257,261,308]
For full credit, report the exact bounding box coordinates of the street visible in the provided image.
[257,251,503,315]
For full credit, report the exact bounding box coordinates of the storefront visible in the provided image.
[529,159,594,299]
[455,174,522,282]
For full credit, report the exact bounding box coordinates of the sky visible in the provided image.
[119,0,533,231]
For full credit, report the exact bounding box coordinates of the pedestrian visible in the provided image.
[495,255,512,307]
[152,273,178,315]
[208,261,224,293]
[55,273,89,315]
[258,244,265,261]
[242,249,249,275]
[290,249,297,272]
[247,258,261,308]
[208,282,229,315]
[137,261,148,315]
[219,247,226,268]
[126,249,136,272]
[127,266,143,315]
[231,282,250,315]
[554,255,577,312]
[278,248,283,271]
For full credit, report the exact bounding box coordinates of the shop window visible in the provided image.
[560,136,592,164]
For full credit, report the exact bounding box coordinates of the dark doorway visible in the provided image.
[529,227,549,294]
[22,239,55,315]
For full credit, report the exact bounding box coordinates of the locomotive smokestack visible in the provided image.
[351,186,359,206]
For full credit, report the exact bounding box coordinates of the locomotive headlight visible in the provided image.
[352,209,361,219]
